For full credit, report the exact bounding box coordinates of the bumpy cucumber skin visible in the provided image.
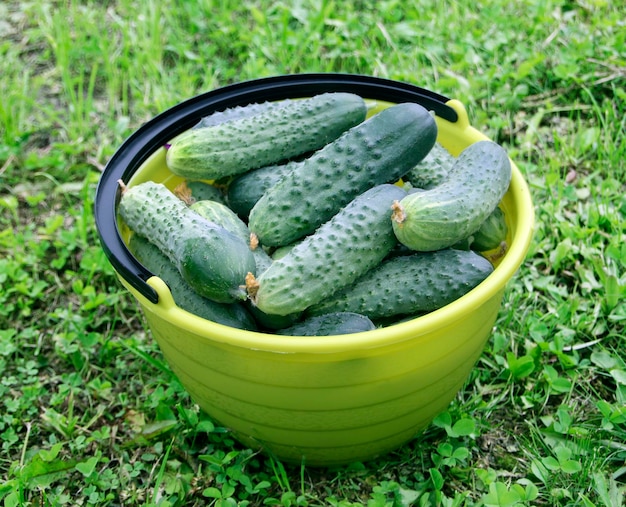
[118,181,255,303]
[227,160,301,218]
[392,140,512,252]
[403,142,455,190]
[277,312,376,336]
[250,184,408,316]
[248,102,438,247]
[185,180,227,204]
[166,92,367,180]
[190,199,273,275]
[192,100,293,129]
[128,234,257,330]
[307,249,494,320]
[470,206,508,251]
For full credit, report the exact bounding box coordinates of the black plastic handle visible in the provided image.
[94,73,456,303]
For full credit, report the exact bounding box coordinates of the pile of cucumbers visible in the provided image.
[118,92,512,336]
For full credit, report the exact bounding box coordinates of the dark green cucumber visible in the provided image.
[307,249,494,320]
[227,160,301,218]
[165,92,367,180]
[246,184,407,316]
[118,181,255,303]
[392,140,511,252]
[128,234,257,330]
[245,303,302,331]
[276,312,376,336]
[190,199,273,274]
[403,142,455,190]
[248,102,438,247]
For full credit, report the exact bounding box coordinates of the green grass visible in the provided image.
[1,0,625,505]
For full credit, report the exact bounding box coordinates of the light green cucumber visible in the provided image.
[276,312,376,336]
[128,233,257,330]
[118,181,255,303]
[403,142,455,189]
[307,249,494,320]
[227,160,301,218]
[175,180,226,205]
[190,199,273,274]
[248,102,438,247]
[391,140,511,252]
[192,100,294,129]
[165,92,367,180]
[247,184,407,316]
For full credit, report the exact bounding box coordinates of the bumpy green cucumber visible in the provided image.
[118,181,255,303]
[392,140,511,252]
[190,199,273,274]
[165,92,367,180]
[248,102,437,247]
[192,100,293,129]
[246,184,407,316]
[227,160,301,218]
[128,234,257,330]
[307,249,494,320]
[277,312,376,336]
[245,303,302,331]
[175,180,227,205]
[403,142,455,190]
[470,206,508,251]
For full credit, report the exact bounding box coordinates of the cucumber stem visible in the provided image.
[117,179,128,194]
[174,181,194,205]
[245,272,260,301]
[249,233,259,251]
[391,200,406,224]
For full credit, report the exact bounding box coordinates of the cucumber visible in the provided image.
[306,249,494,320]
[245,303,302,331]
[276,312,376,336]
[470,206,508,252]
[248,102,437,247]
[128,233,257,331]
[117,181,255,303]
[174,180,227,205]
[190,199,273,274]
[165,92,368,180]
[402,142,455,190]
[246,184,407,316]
[227,160,301,218]
[192,100,293,129]
[391,140,511,252]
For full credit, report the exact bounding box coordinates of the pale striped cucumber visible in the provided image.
[190,199,273,274]
[307,249,494,320]
[392,140,511,252]
[128,233,257,330]
[165,92,367,180]
[276,312,376,336]
[117,181,255,303]
[246,184,407,316]
[470,206,508,252]
[248,102,437,247]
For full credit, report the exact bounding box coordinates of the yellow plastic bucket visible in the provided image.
[95,74,534,466]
